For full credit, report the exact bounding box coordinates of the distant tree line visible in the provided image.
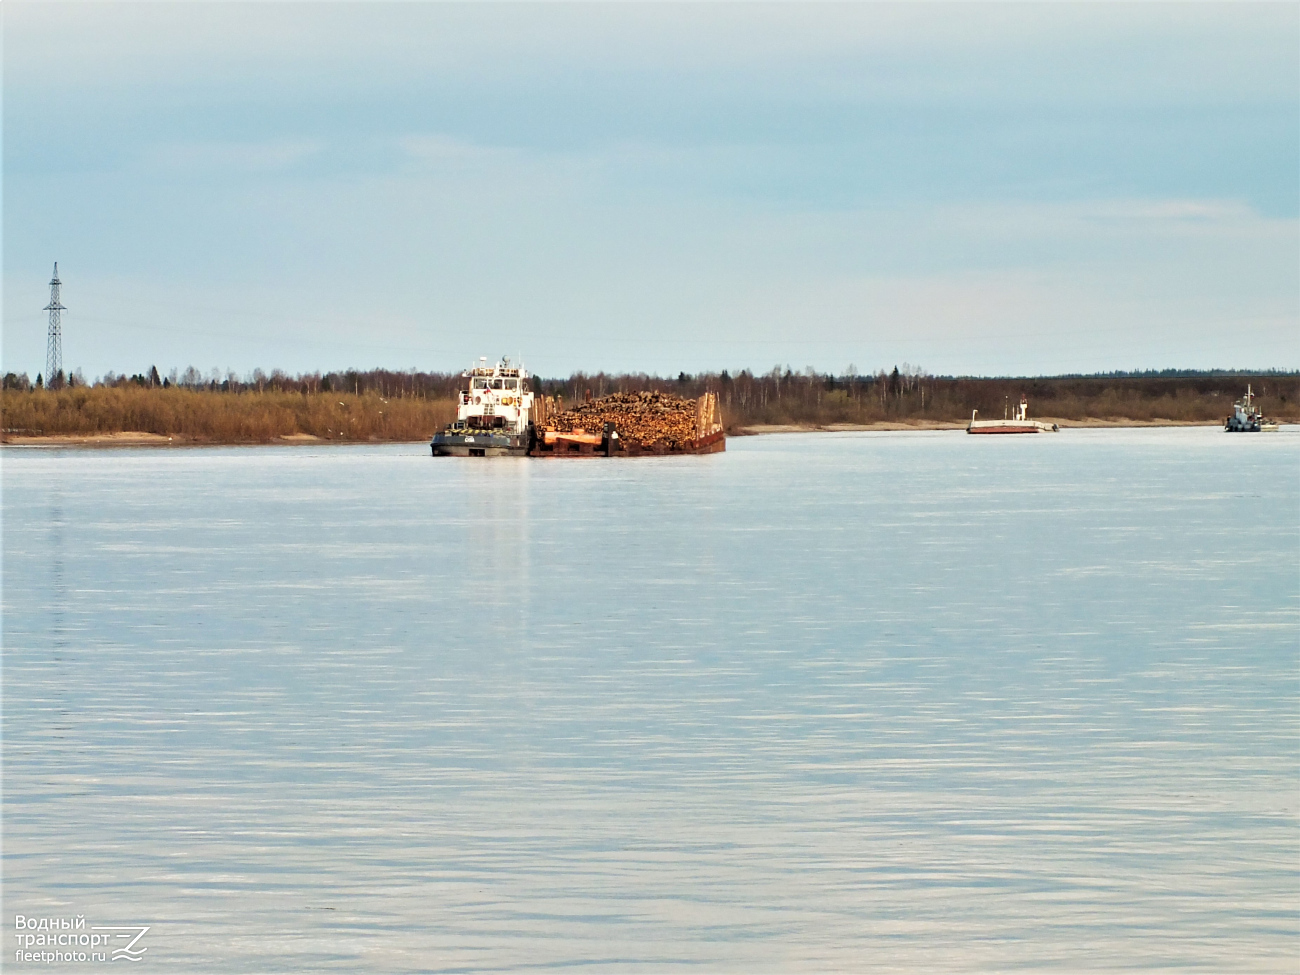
[531,366,1299,426]
[3,365,466,397]
[3,364,1297,441]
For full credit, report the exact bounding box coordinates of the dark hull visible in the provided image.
[431,432,528,457]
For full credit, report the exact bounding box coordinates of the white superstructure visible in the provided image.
[1225,384,1271,432]
[453,356,534,437]
[432,357,537,456]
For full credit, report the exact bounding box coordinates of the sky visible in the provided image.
[3,1,1297,380]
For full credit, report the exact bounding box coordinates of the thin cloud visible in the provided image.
[146,140,324,175]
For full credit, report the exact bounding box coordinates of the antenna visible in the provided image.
[44,263,66,388]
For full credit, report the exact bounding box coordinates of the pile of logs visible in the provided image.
[542,390,710,449]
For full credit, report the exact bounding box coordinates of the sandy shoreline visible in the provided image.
[1,432,328,448]
[1,419,1259,448]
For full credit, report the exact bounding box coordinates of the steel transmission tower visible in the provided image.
[44,262,66,387]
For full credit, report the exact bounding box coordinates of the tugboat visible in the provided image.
[967,396,1059,434]
[1224,385,1278,432]
[431,357,535,456]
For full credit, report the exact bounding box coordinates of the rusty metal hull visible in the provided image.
[528,429,725,458]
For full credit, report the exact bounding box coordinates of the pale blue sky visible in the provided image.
[4,2,1297,379]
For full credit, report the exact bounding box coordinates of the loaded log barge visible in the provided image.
[432,358,725,457]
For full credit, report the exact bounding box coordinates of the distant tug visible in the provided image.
[431,357,534,456]
[967,396,1058,434]
[1224,385,1278,432]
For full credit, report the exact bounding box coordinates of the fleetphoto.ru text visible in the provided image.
[14,915,149,965]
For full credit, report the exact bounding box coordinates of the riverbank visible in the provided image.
[1,386,455,444]
[5,417,1280,447]
[4,378,1295,446]
[732,417,1240,435]
[0,432,330,447]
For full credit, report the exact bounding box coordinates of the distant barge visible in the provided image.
[967,397,1058,434]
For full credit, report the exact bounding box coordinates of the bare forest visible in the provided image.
[2,366,1296,443]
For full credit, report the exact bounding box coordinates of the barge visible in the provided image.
[968,397,1058,434]
[529,391,725,457]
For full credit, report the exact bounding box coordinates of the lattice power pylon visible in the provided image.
[44,262,66,387]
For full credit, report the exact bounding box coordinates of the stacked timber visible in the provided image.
[538,390,723,452]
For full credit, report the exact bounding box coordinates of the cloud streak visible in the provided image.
[147,140,324,175]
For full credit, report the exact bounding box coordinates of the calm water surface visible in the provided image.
[4,428,1298,972]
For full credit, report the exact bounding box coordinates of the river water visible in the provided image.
[4,428,1297,972]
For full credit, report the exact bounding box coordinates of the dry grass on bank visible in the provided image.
[2,386,457,443]
[3,374,1295,444]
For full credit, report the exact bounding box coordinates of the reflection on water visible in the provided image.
[3,430,1298,972]
[48,492,66,655]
